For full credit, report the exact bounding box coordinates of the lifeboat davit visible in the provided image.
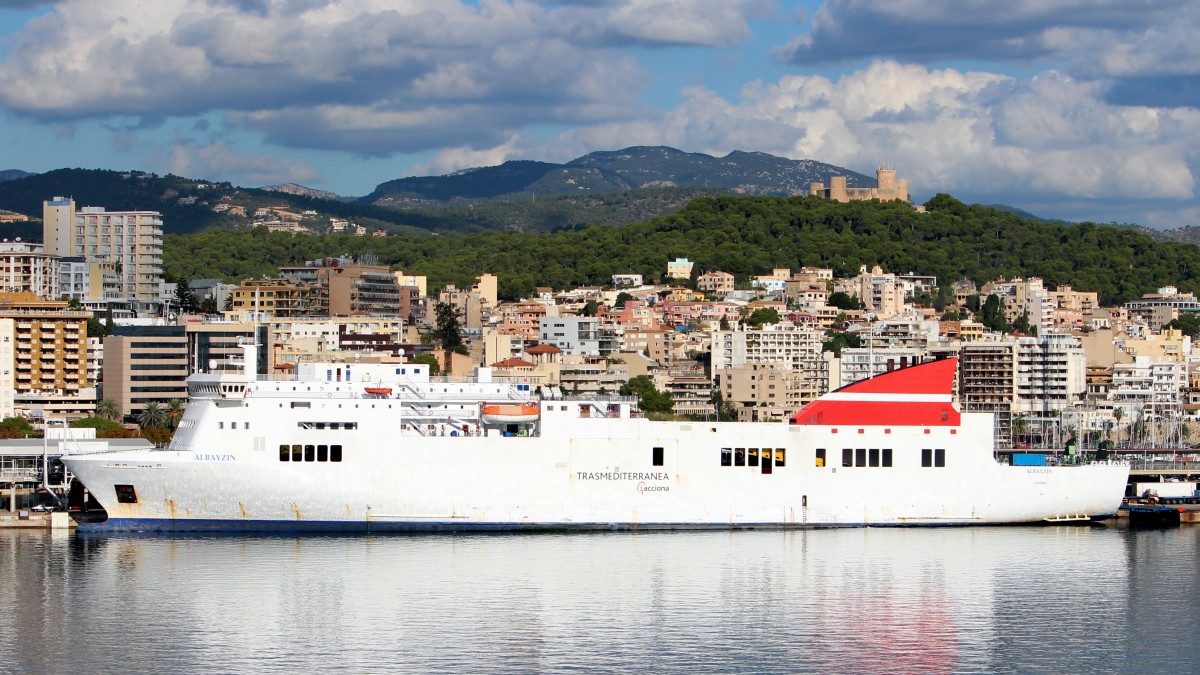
[481,403,539,424]
[364,387,392,396]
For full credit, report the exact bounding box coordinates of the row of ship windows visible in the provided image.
[719,448,787,472]
[812,448,946,468]
[298,422,358,430]
[280,444,344,462]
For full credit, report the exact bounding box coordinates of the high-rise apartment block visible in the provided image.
[43,196,164,302]
[0,292,92,420]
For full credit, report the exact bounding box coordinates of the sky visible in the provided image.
[0,0,1198,228]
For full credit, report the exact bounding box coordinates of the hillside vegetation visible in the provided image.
[0,168,723,235]
[165,193,1200,304]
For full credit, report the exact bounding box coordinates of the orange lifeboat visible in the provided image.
[481,403,539,424]
[364,387,392,396]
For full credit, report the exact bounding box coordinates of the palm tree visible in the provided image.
[1012,413,1028,446]
[165,399,186,430]
[137,401,167,429]
[95,397,121,422]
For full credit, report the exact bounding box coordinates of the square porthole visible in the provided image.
[114,485,138,504]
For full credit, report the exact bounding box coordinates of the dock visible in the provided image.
[0,510,73,529]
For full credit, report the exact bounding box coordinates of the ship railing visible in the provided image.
[400,417,494,438]
[1127,459,1200,471]
[559,394,639,403]
[58,443,120,457]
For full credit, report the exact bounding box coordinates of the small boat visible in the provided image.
[364,387,392,396]
[1121,503,1184,527]
[481,403,539,424]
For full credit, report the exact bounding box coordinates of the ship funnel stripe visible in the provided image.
[822,393,951,403]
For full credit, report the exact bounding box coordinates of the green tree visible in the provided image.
[200,295,218,315]
[821,331,862,357]
[619,375,674,415]
[614,292,633,308]
[95,396,121,422]
[579,299,599,317]
[69,416,126,435]
[1012,312,1031,335]
[433,302,466,352]
[745,307,781,329]
[0,416,34,439]
[411,353,441,376]
[719,315,731,330]
[174,278,200,313]
[142,424,173,446]
[828,291,861,310]
[979,294,1007,332]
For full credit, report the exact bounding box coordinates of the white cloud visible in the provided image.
[605,0,768,47]
[412,138,525,176]
[0,0,760,155]
[151,140,324,186]
[776,0,1192,67]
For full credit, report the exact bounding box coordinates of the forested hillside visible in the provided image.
[165,194,1200,304]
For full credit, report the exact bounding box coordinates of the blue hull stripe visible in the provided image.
[76,514,1117,534]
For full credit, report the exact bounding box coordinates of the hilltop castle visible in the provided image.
[810,166,908,203]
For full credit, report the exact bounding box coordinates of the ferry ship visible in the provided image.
[62,347,1129,532]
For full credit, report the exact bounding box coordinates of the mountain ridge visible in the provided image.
[359,146,876,207]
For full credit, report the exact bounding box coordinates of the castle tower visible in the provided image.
[877,167,896,193]
[829,176,848,203]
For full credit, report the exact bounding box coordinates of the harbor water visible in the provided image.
[2,525,1198,673]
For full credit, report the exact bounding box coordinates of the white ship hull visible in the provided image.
[63,356,1129,532]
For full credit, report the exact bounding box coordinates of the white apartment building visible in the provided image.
[711,322,825,372]
[0,242,58,298]
[857,318,940,351]
[43,196,164,302]
[1013,333,1086,413]
[539,316,601,356]
[1109,355,1186,407]
[611,274,643,288]
[751,269,790,293]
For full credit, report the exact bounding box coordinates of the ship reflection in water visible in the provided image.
[2,527,1199,672]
